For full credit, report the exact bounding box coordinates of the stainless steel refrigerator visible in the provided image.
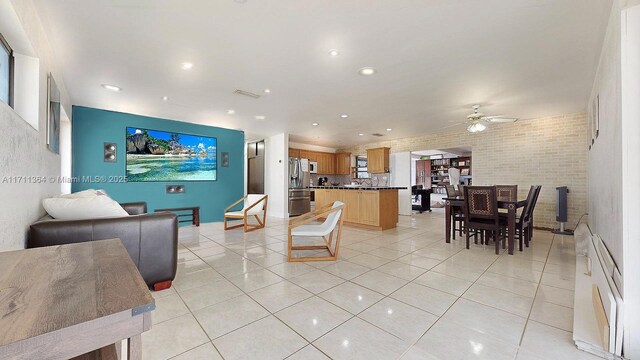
[288,157,311,216]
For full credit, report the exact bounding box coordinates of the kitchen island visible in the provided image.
[313,187,405,230]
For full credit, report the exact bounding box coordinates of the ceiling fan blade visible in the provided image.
[440,122,467,129]
[485,117,518,123]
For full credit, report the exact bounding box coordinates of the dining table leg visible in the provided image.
[507,204,516,255]
[445,200,452,243]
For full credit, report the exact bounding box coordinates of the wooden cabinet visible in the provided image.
[298,150,317,162]
[366,147,390,174]
[335,153,351,175]
[339,190,360,223]
[315,189,398,230]
[289,148,300,158]
[358,191,380,226]
[289,148,347,174]
[314,189,330,209]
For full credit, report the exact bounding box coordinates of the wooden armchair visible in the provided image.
[224,194,268,232]
[287,201,345,262]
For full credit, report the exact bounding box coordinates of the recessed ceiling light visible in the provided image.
[328,49,340,57]
[255,115,266,120]
[180,62,193,70]
[264,88,271,93]
[358,133,364,136]
[161,96,169,101]
[227,109,235,115]
[312,122,319,126]
[101,84,122,92]
[358,67,377,76]
[386,128,392,131]
[340,114,349,118]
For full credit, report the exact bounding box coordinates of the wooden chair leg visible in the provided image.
[518,228,524,252]
[452,218,456,240]
[494,231,500,255]
[465,226,470,249]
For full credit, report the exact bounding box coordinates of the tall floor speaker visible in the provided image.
[552,186,574,235]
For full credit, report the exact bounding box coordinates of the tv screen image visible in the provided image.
[126,127,217,181]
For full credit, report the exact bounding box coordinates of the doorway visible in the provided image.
[247,140,265,194]
[410,146,472,208]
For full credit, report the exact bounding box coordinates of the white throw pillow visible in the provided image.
[43,194,129,220]
[55,189,108,198]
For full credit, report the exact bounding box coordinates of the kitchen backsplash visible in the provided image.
[310,173,390,187]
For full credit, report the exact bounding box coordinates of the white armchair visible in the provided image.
[287,201,345,262]
[224,194,268,232]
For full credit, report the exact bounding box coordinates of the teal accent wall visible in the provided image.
[72,106,244,223]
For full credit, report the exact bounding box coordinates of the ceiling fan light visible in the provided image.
[467,122,486,133]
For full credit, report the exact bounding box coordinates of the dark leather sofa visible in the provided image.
[28,202,178,289]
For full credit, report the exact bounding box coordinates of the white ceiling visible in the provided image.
[33,0,611,148]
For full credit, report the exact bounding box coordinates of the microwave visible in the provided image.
[309,162,318,173]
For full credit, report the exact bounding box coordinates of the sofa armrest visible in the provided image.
[120,202,148,215]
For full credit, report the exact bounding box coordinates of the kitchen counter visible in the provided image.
[314,188,399,230]
[310,186,407,190]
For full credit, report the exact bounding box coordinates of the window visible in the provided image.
[0,33,14,107]
[353,155,370,179]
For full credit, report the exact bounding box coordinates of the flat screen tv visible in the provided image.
[126,127,217,181]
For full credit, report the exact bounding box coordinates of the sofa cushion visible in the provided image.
[43,194,129,220]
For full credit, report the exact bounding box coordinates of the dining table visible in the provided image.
[444,196,527,255]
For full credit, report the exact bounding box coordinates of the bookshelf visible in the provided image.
[429,156,472,193]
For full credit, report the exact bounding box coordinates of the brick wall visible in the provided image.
[339,113,588,229]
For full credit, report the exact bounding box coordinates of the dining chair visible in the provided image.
[526,185,542,245]
[504,185,540,251]
[445,185,464,239]
[496,185,518,201]
[463,186,507,254]
[287,201,345,262]
[223,194,268,232]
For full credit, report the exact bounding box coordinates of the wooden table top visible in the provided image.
[0,239,154,347]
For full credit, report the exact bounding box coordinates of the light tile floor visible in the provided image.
[142,209,599,360]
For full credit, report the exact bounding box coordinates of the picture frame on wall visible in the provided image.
[585,107,593,150]
[594,94,599,139]
[46,73,60,154]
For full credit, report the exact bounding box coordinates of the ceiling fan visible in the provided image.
[449,105,518,133]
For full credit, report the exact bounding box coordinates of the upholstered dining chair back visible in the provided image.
[521,186,540,223]
[496,185,518,201]
[463,186,499,222]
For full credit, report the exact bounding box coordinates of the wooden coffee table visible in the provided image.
[0,239,155,360]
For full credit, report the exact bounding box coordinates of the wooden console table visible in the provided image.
[0,239,155,360]
[155,206,200,226]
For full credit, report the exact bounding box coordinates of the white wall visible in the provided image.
[289,141,337,153]
[588,0,623,272]
[0,0,71,250]
[589,1,640,357]
[390,152,412,215]
[620,3,640,358]
[265,133,289,218]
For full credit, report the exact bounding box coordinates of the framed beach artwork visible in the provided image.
[126,127,217,181]
[46,73,60,154]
